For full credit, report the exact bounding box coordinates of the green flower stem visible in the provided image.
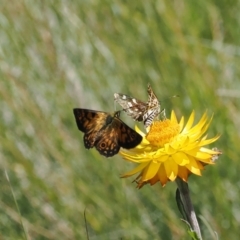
[176,178,202,240]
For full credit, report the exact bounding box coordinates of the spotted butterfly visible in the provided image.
[73,108,142,157]
[114,84,161,127]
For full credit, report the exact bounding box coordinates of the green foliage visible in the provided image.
[1,0,239,239]
[188,230,201,240]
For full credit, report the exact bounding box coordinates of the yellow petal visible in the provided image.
[170,110,178,124]
[141,161,161,181]
[178,166,189,181]
[183,111,195,132]
[121,162,149,178]
[198,135,221,147]
[164,158,178,181]
[172,152,190,166]
[186,156,203,175]
[179,116,184,132]
[158,164,168,186]
[200,147,222,155]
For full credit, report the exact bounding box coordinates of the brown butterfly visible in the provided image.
[73,108,143,157]
[114,84,161,128]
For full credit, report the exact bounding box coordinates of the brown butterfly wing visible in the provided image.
[114,93,147,121]
[111,116,143,149]
[73,108,107,149]
[146,84,160,109]
[143,84,161,127]
[95,115,142,156]
[94,126,120,157]
[73,109,142,157]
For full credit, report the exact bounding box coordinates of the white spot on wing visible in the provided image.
[114,93,119,100]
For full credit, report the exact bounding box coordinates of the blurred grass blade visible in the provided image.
[84,208,90,240]
[5,170,28,240]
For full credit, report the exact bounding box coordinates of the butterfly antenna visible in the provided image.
[161,95,180,103]
[114,96,117,111]
[84,208,90,240]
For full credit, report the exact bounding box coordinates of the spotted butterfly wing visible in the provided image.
[113,94,147,122]
[143,84,161,127]
[73,108,142,157]
[114,84,161,127]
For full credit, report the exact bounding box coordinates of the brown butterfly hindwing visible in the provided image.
[73,109,142,157]
[114,119,143,149]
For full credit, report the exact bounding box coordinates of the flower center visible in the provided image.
[146,119,180,147]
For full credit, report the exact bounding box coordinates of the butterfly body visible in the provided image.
[73,109,142,157]
[114,84,161,128]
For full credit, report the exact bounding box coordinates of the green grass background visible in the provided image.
[1,0,239,239]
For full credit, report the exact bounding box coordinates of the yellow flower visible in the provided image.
[120,111,221,188]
